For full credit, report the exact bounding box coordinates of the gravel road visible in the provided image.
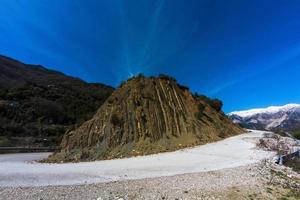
[0,130,274,187]
[0,163,265,200]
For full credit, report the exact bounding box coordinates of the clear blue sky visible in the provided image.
[0,0,300,112]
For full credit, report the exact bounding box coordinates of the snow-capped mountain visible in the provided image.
[228,104,300,131]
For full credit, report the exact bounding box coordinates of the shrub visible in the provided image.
[32,98,67,124]
[158,74,177,82]
[0,136,11,147]
[137,73,145,78]
[210,99,223,111]
[292,131,300,140]
[177,83,189,91]
[196,95,223,112]
[193,92,200,98]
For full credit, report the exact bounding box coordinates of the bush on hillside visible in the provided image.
[194,94,223,112]
[209,99,223,112]
[177,83,189,91]
[158,74,177,82]
[293,131,300,140]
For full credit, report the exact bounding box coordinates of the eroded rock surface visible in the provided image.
[48,75,242,162]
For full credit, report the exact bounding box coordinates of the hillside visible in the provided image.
[47,74,243,162]
[0,55,114,147]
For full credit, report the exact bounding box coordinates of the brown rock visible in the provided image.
[47,75,243,162]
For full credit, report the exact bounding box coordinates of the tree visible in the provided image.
[210,99,223,112]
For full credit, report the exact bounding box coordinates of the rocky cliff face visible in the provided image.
[48,75,242,162]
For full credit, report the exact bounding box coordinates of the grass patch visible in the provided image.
[278,197,289,200]
[266,187,273,194]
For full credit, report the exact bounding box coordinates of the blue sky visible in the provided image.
[0,0,300,112]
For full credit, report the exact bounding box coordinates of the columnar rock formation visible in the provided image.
[48,75,242,162]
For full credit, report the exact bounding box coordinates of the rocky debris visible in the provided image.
[0,164,262,200]
[257,132,299,155]
[47,75,243,162]
[255,132,300,191]
[258,159,300,194]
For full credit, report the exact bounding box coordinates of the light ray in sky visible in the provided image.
[0,0,300,112]
[118,0,133,82]
[145,22,199,69]
[139,0,166,68]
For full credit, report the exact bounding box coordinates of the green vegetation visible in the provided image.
[0,81,113,147]
[278,197,289,200]
[0,136,11,147]
[292,130,300,140]
[209,99,223,111]
[266,187,273,194]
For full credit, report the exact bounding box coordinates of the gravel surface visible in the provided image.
[1,160,299,200]
[0,163,266,200]
[0,130,274,187]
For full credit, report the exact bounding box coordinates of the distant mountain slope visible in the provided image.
[228,104,300,132]
[0,55,114,147]
[47,75,243,162]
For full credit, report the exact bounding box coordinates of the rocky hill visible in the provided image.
[47,75,243,162]
[228,104,300,133]
[0,55,114,147]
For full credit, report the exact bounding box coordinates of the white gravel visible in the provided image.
[0,164,267,200]
[0,130,275,187]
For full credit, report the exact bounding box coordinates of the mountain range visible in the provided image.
[228,104,300,133]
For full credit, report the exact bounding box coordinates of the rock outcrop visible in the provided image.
[48,75,243,162]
